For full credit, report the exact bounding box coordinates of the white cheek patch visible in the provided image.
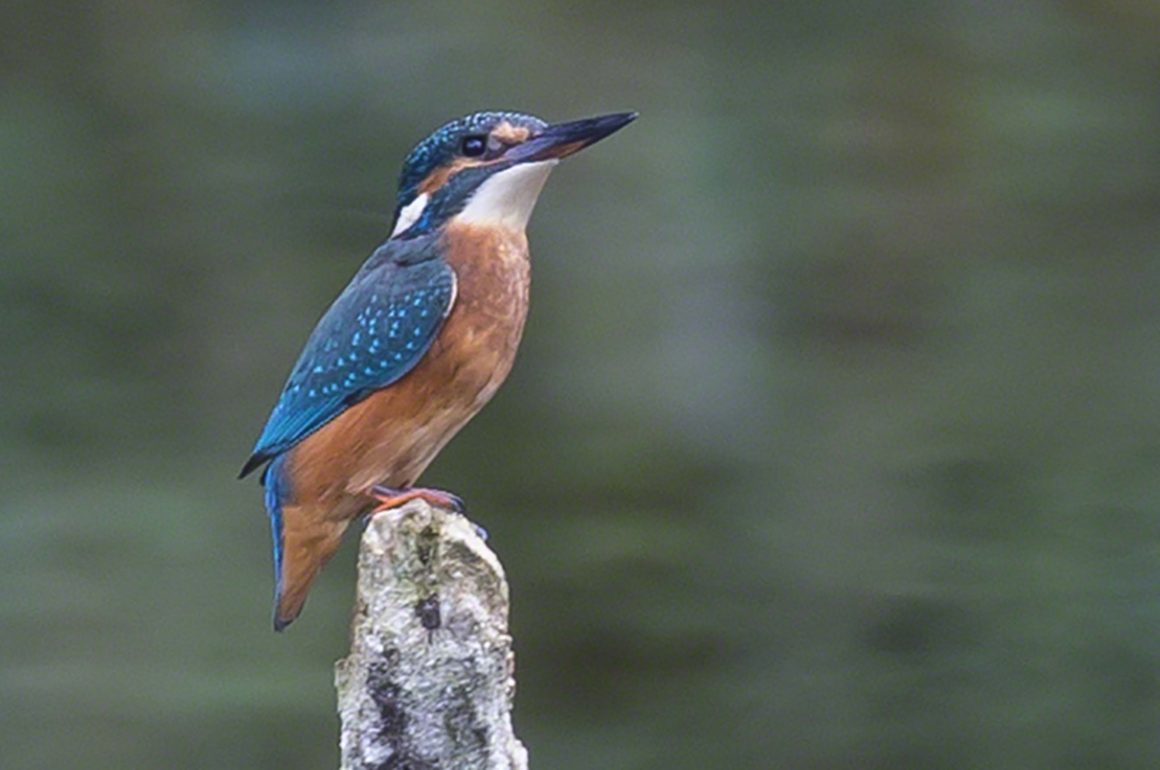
[391,192,430,237]
[454,160,558,230]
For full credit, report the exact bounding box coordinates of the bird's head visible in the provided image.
[389,110,637,239]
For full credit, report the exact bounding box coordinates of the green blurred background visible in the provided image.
[4,2,1160,768]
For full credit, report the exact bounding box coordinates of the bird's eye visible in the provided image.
[461,135,487,157]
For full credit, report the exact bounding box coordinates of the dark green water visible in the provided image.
[4,2,1160,768]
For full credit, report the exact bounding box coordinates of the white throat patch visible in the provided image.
[390,192,430,237]
[454,160,558,230]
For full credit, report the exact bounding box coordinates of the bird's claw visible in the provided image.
[370,485,466,514]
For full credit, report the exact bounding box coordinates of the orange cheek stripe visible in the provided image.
[418,156,511,195]
[418,163,458,195]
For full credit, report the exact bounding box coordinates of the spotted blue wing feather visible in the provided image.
[240,236,455,478]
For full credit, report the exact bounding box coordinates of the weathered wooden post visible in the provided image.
[335,500,527,769]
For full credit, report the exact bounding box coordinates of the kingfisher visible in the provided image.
[240,109,637,630]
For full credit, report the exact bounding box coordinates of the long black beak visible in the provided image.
[506,111,638,164]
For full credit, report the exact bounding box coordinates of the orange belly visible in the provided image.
[285,222,531,516]
[270,222,531,627]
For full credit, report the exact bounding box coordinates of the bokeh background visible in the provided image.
[4,2,1160,768]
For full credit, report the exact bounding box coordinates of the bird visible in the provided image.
[240,109,637,630]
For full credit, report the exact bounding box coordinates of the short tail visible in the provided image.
[262,456,346,631]
[262,456,293,630]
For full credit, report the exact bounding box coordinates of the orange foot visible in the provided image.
[370,485,466,514]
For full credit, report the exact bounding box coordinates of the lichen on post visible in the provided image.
[335,500,527,770]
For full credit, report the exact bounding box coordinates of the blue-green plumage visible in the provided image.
[240,234,455,479]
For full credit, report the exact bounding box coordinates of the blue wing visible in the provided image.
[240,236,456,478]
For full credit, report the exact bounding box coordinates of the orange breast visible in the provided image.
[285,223,531,517]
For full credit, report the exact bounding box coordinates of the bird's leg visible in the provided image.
[369,484,466,514]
